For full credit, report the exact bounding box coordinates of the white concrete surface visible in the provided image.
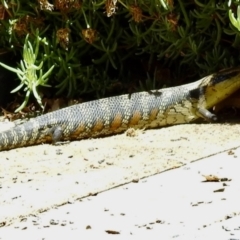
[1,147,240,240]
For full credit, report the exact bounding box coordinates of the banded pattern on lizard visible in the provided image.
[0,67,240,151]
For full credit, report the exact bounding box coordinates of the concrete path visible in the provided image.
[1,146,240,239]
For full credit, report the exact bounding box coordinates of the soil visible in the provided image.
[0,122,240,227]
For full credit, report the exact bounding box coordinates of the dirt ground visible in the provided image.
[0,122,240,228]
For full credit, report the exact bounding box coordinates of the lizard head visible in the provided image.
[198,67,240,109]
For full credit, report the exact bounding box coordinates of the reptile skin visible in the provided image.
[0,67,240,151]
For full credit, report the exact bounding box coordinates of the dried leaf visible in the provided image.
[105,230,120,234]
[202,174,231,182]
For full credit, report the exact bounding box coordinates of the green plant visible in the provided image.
[1,0,240,108]
[0,30,54,112]
[229,0,240,30]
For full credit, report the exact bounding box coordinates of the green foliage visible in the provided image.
[0,30,54,112]
[1,0,240,105]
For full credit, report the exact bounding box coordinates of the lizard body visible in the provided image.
[0,67,240,151]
